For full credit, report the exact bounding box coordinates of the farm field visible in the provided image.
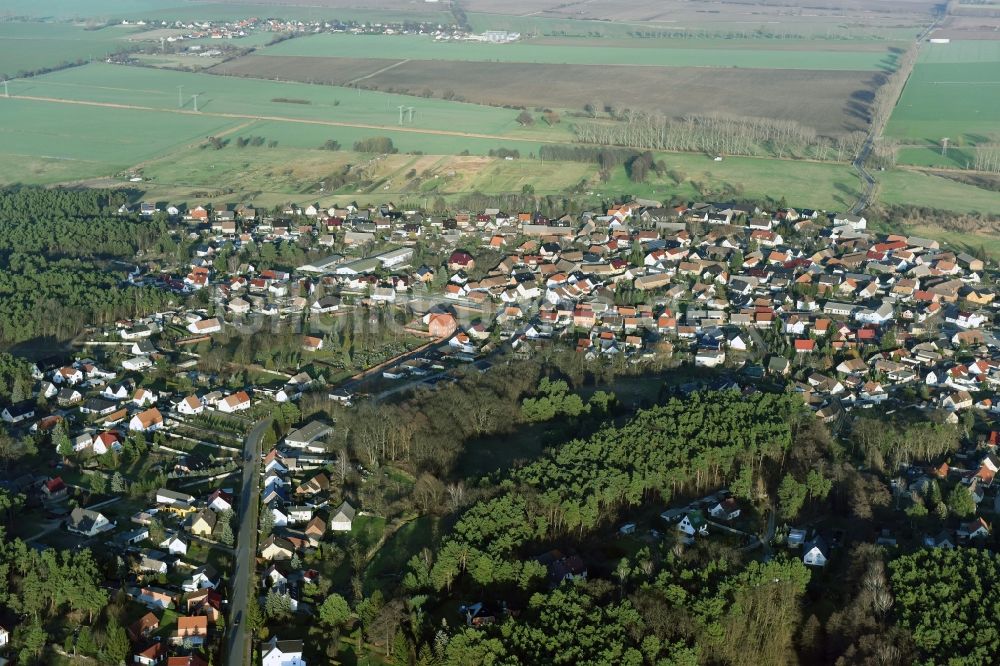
[8,63,571,141]
[260,33,898,70]
[886,41,1000,162]
[308,59,878,136]
[0,22,138,78]
[0,97,243,184]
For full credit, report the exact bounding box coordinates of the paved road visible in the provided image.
[226,417,271,666]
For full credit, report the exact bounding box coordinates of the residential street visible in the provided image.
[226,417,271,666]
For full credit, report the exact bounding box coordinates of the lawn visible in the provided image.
[0,22,138,78]
[261,33,895,70]
[886,42,1000,158]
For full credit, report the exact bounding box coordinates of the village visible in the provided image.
[0,193,998,665]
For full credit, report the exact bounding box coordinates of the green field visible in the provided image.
[886,41,1000,162]
[877,169,1000,214]
[593,153,863,211]
[261,33,896,70]
[0,97,242,184]
[10,63,563,140]
[0,22,138,77]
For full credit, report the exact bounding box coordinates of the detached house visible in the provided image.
[130,407,164,432]
[218,391,251,413]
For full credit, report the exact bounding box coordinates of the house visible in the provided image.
[261,636,306,666]
[296,473,330,497]
[302,336,323,352]
[189,508,217,537]
[177,395,203,415]
[187,318,222,335]
[448,251,475,272]
[186,588,223,623]
[137,586,175,610]
[128,611,160,643]
[285,421,332,450]
[157,489,196,507]
[56,387,83,406]
[173,615,209,645]
[122,356,153,372]
[134,641,168,666]
[218,391,251,413]
[118,526,150,546]
[330,500,356,531]
[92,430,122,455]
[129,407,164,432]
[161,534,189,556]
[2,400,35,424]
[138,551,169,575]
[42,476,68,501]
[182,565,219,593]
[677,510,708,537]
[67,506,113,536]
[709,498,741,521]
[958,517,990,541]
[207,489,234,513]
[802,535,829,567]
[260,536,295,561]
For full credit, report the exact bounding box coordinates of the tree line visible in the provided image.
[574,111,868,162]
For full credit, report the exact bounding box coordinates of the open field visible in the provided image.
[877,168,1000,213]
[0,22,138,77]
[260,33,898,70]
[8,63,569,140]
[886,41,1000,161]
[0,97,243,184]
[326,60,877,136]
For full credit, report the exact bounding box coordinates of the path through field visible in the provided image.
[345,58,410,85]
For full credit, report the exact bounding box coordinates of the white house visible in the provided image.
[802,535,829,567]
[261,637,306,666]
[2,401,35,424]
[218,391,251,413]
[677,511,708,537]
[157,488,196,507]
[122,356,153,372]
[67,507,113,536]
[177,395,204,415]
[330,500,356,531]
[160,534,189,556]
[188,318,223,335]
[129,407,164,432]
[709,498,741,521]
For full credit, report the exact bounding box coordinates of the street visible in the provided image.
[225,417,271,666]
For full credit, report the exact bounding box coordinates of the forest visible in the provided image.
[0,189,175,344]
[298,370,986,666]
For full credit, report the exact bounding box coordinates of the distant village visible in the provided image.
[4,193,1000,664]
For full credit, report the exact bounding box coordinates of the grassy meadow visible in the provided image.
[261,33,897,70]
[0,22,139,78]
